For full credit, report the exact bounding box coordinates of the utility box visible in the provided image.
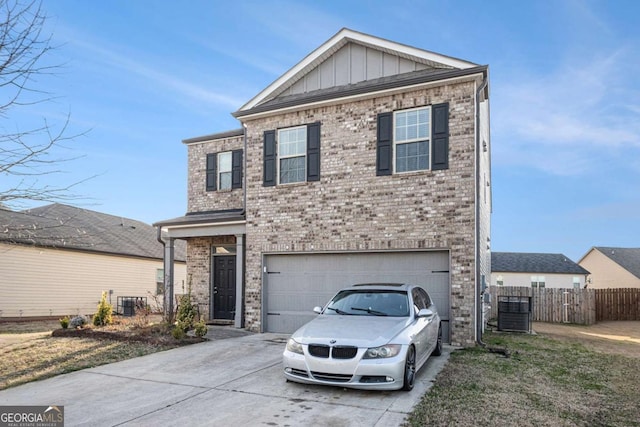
[117,296,147,317]
[497,296,532,333]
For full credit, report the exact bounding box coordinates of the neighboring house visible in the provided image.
[155,28,491,347]
[579,247,640,289]
[491,252,589,289]
[0,204,186,319]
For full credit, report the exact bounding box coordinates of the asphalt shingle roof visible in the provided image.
[595,247,640,280]
[0,203,185,261]
[492,252,589,275]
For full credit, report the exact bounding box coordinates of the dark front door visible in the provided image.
[212,256,236,320]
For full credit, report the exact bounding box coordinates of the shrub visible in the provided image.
[70,315,87,329]
[59,316,70,329]
[92,291,113,327]
[172,322,187,340]
[194,318,208,338]
[176,292,197,331]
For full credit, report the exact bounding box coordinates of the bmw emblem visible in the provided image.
[329,339,337,344]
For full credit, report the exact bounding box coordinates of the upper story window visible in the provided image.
[278,126,307,184]
[218,151,233,190]
[206,150,243,192]
[573,276,580,289]
[263,122,321,187]
[377,103,449,176]
[394,107,430,173]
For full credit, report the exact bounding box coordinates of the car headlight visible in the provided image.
[363,344,402,359]
[286,338,304,355]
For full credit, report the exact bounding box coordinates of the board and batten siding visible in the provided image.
[0,243,186,318]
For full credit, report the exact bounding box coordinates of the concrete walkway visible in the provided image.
[0,330,452,426]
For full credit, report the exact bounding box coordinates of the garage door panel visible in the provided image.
[265,252,450,341]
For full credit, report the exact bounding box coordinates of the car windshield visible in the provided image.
[324,290,409,317]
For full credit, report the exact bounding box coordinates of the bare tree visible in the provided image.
[0,0,87,209]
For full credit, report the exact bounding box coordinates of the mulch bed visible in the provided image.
[51,328,205,346]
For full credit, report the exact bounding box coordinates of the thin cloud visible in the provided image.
[58,27,244,111]
[493,46,640,175]
[238,0,344,51]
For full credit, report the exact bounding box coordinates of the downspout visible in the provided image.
[475,70,489,347]
[156,226,174,322]
[242,123,247,215]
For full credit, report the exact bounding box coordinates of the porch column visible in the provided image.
[235,234,244,328]
[163,238,175,321]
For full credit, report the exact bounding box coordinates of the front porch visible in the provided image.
[154,210,246,328]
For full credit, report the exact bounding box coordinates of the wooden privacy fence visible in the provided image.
[489,286,596,325]
[595,288,640,321]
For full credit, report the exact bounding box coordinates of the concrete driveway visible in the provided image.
[0,331,451,426]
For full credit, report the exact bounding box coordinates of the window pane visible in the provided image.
[407,111,418,126]
[396,141,429,173]
[219,172,231,190]
[396,113,406,127]
[407,124,418,140]
[219,152,232,172]
[280,156,305,184]
[279,127,306,158]
[395,107,430,143]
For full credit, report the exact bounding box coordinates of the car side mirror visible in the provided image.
[313,306,323,314]
[417,308,434,318]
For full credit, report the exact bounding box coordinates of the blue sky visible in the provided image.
[6,0,639,261]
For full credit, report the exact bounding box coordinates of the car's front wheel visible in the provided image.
[402,345,416,391]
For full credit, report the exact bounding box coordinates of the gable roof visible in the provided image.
[592,247,640,280]
[492,252,589,275]
[0,203,185,261]
[235,28,480,117]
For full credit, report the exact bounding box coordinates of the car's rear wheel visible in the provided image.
[432,325,443,356]
[402,345,416,391]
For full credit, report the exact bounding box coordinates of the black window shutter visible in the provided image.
[306,122,321,181]
[231,149,243,189]
[263,130,276,187]
[431,103,449,170]
[376,112,393,176]
[206,153,217,191]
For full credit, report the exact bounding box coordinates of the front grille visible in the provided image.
[308,344,330,358]
[308,344,358,359]
[311,371,353,382]
[332,346,358,359]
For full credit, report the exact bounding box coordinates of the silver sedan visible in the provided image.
[283,283,442,391]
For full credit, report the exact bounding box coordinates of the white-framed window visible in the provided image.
[394,106,430,173]
[531,275,546,288]
[217,151,232,190]
[156,269,164,295]
[496,275,504,286]
[573,276,581,289]
[278,126,306,184]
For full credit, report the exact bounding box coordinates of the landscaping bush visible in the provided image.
[59,316,70,329]
[92,291,113,327]
[171,322,187,340]
[176,291,197,331]
[194,318,208,338]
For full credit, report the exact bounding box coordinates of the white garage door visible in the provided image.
[263,251,450,342]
